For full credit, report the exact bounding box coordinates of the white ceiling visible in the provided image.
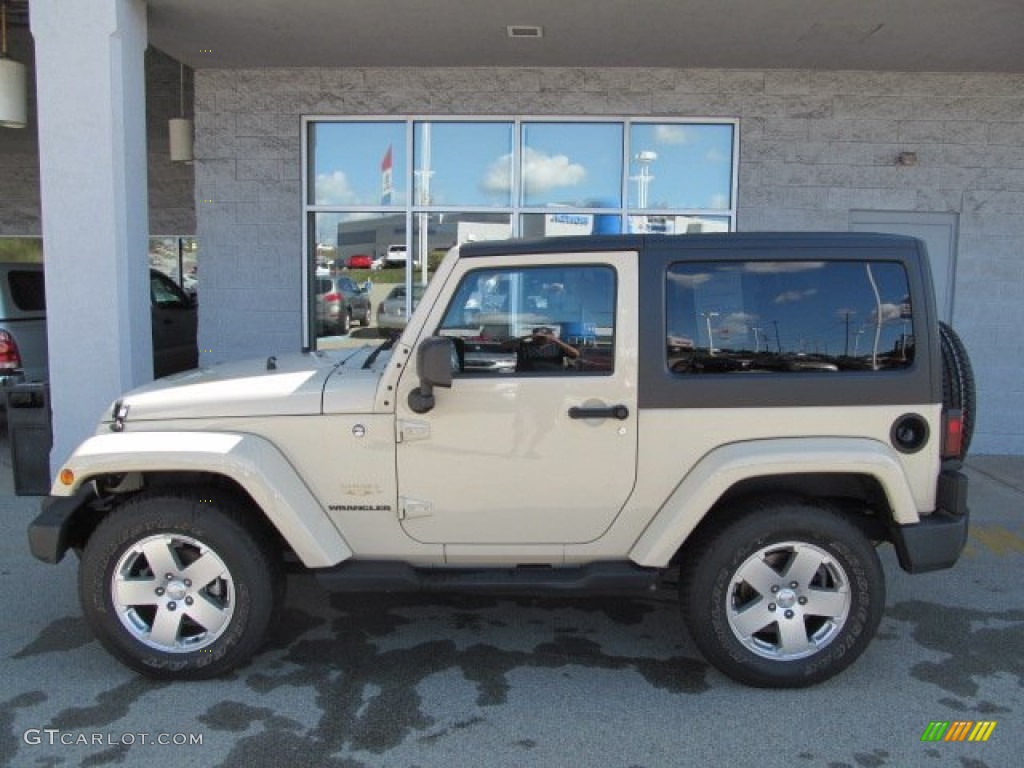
[146,0,1024,73]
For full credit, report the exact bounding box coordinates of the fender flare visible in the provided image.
[55,431,352,567]
[629,437,922,568]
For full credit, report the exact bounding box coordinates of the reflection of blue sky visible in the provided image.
[415,122,513,207]
[668,262,911,356]
[312,120,734,213]
[522,123,623,207]
[629,124,734,210]
[313,122,407,205]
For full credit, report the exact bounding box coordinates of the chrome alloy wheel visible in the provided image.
[111,534,235,653]
[725,541,851,661]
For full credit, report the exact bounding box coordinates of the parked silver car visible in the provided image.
[376,282,426,337]
[0,263,47,387]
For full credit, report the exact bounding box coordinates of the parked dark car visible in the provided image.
[1,264,198,384]
[149,269,199,377]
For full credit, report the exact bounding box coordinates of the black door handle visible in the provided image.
[568,404,629,420]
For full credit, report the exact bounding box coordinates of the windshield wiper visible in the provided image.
[363,336,397,369]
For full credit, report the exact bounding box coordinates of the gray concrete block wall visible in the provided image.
[0,39,195,238]
[194,66,1024,453]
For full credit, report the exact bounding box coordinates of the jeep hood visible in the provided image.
[105,346,388,423]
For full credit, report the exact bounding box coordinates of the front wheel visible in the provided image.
[78,489,283,680]
[681,500,884,688]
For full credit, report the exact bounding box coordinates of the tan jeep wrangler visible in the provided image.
[28,233,974,688]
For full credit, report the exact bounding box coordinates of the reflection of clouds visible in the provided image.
[722,312,756,336]
[667,271,713,287]
[871,303,903,323]
[481,148,586,194]
[709,193,729,210]
[315,171,359,205]
[774,288,818,304]
[654,125,691,145]
[706,147,727,163]
[744,261,826,274]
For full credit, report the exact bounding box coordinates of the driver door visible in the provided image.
[395,252,639,546]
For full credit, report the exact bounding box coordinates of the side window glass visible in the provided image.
[666,260,913,374]
[438,265,616,375]
[151,272,189,309]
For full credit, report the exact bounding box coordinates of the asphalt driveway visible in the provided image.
[1,456,1021,768]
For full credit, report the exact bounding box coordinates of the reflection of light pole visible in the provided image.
[631,150,657,210]
[854,328,865,357]
[414,123,434,289]
[752,326,763,353]
[702,311,719,355]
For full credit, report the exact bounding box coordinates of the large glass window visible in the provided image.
[666,261,914,374]
[305,117,737,346]
[311,122,407,206]
[628,123,735,210]
[521,122,623,208]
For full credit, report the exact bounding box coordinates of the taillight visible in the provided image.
[942,409,964,459]
[0,330,21,371]
[324,292,340,302]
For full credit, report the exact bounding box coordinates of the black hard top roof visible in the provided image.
[458,232,923,259]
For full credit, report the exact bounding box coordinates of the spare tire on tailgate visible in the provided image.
[938,321,976,461]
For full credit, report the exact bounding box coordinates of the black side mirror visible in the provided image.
[408,337,454,414]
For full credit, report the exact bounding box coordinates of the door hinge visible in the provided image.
[399,497,432,520]
[397,419,431,443]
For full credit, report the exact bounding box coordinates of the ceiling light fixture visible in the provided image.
[168,61,193,163]
[0,1,27,129]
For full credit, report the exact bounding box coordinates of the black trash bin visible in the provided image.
[5,382,52,496]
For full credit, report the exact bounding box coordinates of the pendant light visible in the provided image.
[0,2,27,129]
[168,61,193,162]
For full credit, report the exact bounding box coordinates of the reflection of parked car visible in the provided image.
[332,275,371,327]
[1,264,197,386]
[346,254,373,270]
[315,277,350,336]
[376,283,426,337]
[383,243,418,268]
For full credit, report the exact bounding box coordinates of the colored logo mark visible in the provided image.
[921,721,997,742]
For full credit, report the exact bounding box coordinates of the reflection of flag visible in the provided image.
[380,145,393,205]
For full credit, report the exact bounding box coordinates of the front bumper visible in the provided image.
[890,469,969,574]
[27,487,97,564]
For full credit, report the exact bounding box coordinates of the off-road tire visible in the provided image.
[938,321,976,461]
[681,500,885,688]
[78,488,283,680]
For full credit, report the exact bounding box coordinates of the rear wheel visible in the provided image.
[79,489,283,679]
[681,500,884,688]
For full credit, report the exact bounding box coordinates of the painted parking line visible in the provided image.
[963,525,1024,557]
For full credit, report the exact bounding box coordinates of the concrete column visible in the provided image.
[31,0,153,474]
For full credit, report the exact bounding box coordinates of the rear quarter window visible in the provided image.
[666,260,914,374]
[8,270,46,312]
